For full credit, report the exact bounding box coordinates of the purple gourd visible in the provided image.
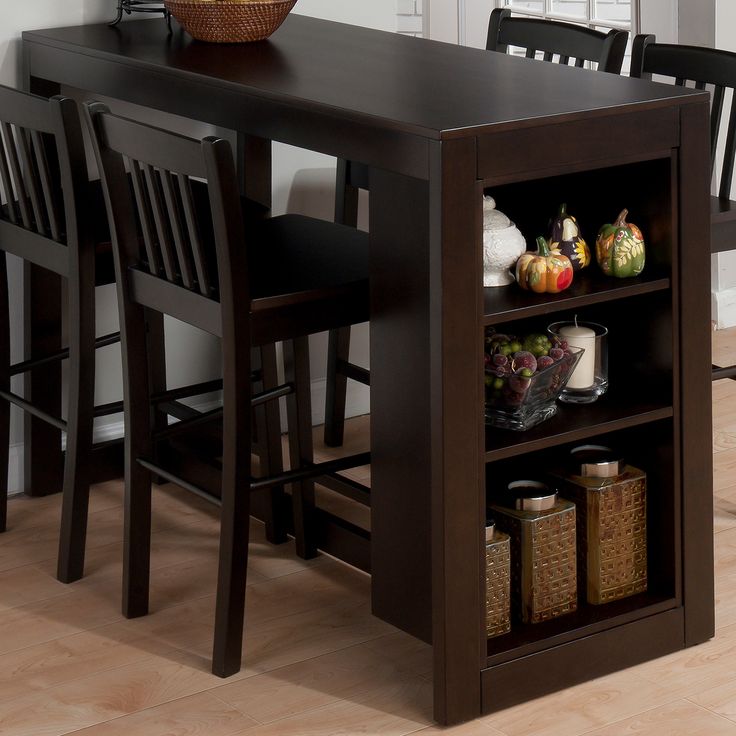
[549,203,590,272]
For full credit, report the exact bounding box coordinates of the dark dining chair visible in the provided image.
[486,8,628,73]
[631,35,736,381]
[85,101,371,677]
[0,85,124,582]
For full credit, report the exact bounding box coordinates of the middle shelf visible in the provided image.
[485,387,673,462]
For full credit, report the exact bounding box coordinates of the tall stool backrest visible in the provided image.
[486,8,628,74]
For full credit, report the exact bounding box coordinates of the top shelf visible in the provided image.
[484,270,670,325]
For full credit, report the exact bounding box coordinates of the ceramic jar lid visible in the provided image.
[483,195,512,232]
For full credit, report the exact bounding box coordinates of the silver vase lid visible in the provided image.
[570,444,624,478]
[507,480,557,511]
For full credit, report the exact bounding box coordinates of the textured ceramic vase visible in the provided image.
[483,196,527,287]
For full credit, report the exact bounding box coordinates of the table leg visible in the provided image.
[370,136,483,726]
[236,133,271,209]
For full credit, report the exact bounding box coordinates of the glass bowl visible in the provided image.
[485,346,583,431]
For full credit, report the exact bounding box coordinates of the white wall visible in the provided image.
[293,0,397,32]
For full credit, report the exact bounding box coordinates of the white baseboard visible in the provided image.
[712,287,736,329]
[9,377,370,496]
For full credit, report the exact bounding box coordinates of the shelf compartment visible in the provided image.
[486,592,677,666]
[485,389,673,462]
[485,418,679,682]
[483,272,670,326]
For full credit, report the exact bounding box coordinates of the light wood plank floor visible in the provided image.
[3,330,736,736]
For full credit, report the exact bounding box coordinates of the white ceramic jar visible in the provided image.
[483,196,527,287]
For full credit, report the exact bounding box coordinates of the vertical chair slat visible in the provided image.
[17,127,47,236]
[178,175,211,296]
[143,163,178,281]
[711,85,726,173]
[31,130,61,242]
[161,170,194,289]
[1,123,32,229]
[129,157,162,276]
[719,99,736,199]
[0,129,18,225]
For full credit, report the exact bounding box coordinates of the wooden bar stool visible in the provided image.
[631,35,736,381]
[0,85,124,582]
[86,101,371,676]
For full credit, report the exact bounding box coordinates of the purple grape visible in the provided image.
[493,354,509,368]
[512,351,537,373]
[549,347,564,361]
[537,355,554,370]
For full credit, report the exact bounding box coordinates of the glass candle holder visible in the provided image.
[548,320,608,404]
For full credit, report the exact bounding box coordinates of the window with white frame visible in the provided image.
[494,0,639,33]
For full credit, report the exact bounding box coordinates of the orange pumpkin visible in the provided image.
[515,236,574,294]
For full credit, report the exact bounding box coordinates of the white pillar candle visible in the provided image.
[559,323,596,389]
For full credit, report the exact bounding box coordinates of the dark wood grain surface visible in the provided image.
[24,14,703,139]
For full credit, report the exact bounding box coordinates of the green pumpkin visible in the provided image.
[549,203,590,271]
[595,209,645,278]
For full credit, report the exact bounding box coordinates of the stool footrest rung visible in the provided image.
[0,389,67,430]
[9,331,121,377]
[712,363,736,381]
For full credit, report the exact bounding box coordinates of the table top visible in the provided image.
[23,13,704,140]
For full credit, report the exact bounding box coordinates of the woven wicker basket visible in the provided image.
[165,0,296,43]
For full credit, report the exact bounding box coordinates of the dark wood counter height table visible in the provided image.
[23,14,713,725]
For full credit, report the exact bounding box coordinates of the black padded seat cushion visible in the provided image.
[249,215,368,301]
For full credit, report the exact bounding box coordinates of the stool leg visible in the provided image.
[146,310,167,486]
[57,253,95,583]
[23,263,63,497]
[122,307,153,619]
[259,343,288,544]
[0,253,10,532]
[284,337,318,559]
[324,327,350,448]
[213,329,251,677]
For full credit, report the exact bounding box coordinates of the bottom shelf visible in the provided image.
[486,592,677,666]
[481,604,686,714]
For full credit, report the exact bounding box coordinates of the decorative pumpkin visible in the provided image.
[549,203,590,271]
[515,236,574,294]
[595,209,645,278]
